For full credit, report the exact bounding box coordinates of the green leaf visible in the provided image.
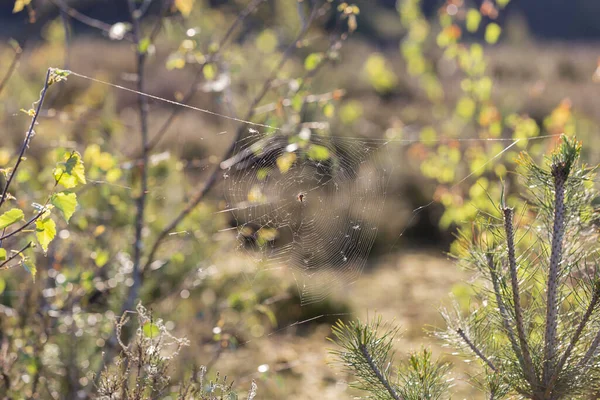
[0,248,6,261]
[166,53,186,70]
[51,192,77,223]
[304,53,324,71]
[484,23,502,44]
[138,37,151,54]
[307,144,330,161]
[0,278,5,294]
[143,322,160,337]
[175,0,195,17]
[23,262,37,281]
[465,9,481,33]
[255,29,278,53]
[36,216,56,253]
[12,0,31,13]
[0,208,24,229]
[276,152,297,174]
[54,151,86,189]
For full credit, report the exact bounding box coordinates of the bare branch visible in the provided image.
[142,3,321,271]
[0,44,22,97]
[145,0,267,152]
[48,0,135,41]
[0,68,53,210]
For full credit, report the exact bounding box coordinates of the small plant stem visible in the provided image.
[503,207,538,390]
[542,166,568,386]
[358,343,402,400]
[487,254,526,371]
[456,328,497,372]
[0,68,52,210]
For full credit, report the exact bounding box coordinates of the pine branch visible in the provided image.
[542,151,570,386]
[503,207,538,389]
[487,253,526,371]
[546,280,600,395]
[358,343,403,400]
[579,325,600,369]
[456,328,497,372]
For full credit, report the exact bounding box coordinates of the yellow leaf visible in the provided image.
[175,0,194,17]
[276,152,296,174]
[13,0,31,13]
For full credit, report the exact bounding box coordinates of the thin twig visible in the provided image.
[0,44,22,97]
[503,207,538,389]
[0,212,44,242]
[144,0,267,152]
[0,68,52,210]
[48,0,135,41]
[456,328,497,372]
[0,241,33,270]
[142,3,320,272]
[358,343,402,400]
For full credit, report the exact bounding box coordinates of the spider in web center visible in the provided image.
[296,193,306,203]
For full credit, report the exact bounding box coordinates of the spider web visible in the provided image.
[220,128,389,304]
[62,70,556,306]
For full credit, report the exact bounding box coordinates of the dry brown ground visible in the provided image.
[207,252,481,399]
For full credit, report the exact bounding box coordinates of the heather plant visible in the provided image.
[332,136,600,399]
[95,303,257,400]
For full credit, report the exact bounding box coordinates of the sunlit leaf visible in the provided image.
[256,29,278,53]
[307,145,330,161]
[143,322,160,337]
[175,0,195,17]
[12,0,31,13]
[484,23,501,44]
[304,53,324,71]
[465,9,481,33]
[0,278,5,294]
[0,208,24,229]
[456,97,476,119]
[54,151,86,189]
[0,248,6,261]
[23,262,37,281]
[138,37,151,54]
[36,216,56,253]
[364,53,398,93]
[51,192,77,223]
[166,53,186,70]
[276,152,297,174]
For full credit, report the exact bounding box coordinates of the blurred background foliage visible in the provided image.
[0,0,599,398]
